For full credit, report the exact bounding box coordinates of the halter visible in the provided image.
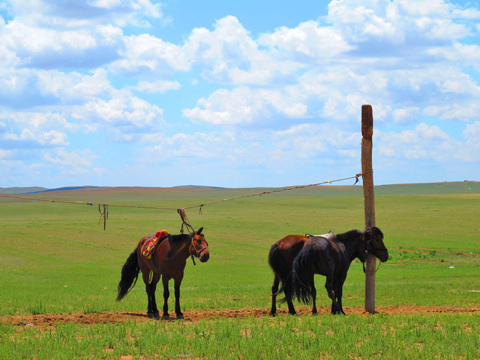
[362,237,387,273]
[367,243,389,254]
[188,233,208,266]
[177,208,201,265]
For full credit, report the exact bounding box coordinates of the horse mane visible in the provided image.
[167,233,193,242]
[335,229,362,243]
[167,234,190,242]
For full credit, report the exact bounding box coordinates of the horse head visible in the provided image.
[365,227,389,262]
[356,233,369,263]
[189,227,210,263]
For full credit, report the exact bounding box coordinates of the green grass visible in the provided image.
[0,182,479,358]
[1,314,479,359]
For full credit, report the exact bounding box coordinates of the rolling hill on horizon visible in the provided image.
[0,181,478,197]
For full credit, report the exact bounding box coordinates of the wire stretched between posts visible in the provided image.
[182,173,363,210]
[0,172,365,229]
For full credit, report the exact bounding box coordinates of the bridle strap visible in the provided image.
[366,239,388,254]
[363,239,385,273]
[189,233,207,266]
[189,238,197,266]
[177,208,198,265]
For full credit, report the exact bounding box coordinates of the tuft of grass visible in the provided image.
[27,300,46,315]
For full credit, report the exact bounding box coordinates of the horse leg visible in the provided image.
[270,274,279,316]
[311,282,317,315]
[143,272,160,319]
[174,273,184,319]
[325,274,340,314]
[161,276,170,320]
[335,274,347,315]
[305,273,317,315]
[149,278,160,319]
[284,280,297,316]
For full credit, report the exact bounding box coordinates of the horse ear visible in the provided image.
[372,227,383,238]
[197,227,203,235]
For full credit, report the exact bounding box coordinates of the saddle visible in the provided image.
[142,230,169,259]
[306,231,336,241]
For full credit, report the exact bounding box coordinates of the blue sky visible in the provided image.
[0,0,479,188]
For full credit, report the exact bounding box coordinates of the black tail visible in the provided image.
[116,249,140,301]
[292,245,316,304]
[268,243,291,298]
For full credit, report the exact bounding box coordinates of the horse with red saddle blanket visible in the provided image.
[117,227,209,320]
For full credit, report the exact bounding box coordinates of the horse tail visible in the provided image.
[292,244,316,304]
[268,243,291,296]
[116,249,140,301]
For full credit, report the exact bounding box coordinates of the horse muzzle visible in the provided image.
[377,249,389,263]
[199,251,209,263]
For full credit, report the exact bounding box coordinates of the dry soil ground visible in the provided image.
[2,306,480,328]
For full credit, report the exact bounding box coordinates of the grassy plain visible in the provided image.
[0,181,479,359]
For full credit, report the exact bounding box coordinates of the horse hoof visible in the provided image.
[177,314,184,320]
[161,315,170,320]
[148,312,160,320]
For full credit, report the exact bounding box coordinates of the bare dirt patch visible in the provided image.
[2,306,479,328]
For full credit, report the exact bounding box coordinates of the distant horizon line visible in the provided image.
[0,180,477,195]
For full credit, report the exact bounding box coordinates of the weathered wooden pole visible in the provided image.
[361,104,376,314]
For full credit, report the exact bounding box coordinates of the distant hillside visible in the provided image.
[375,181,479,196]
[0,181,478,197]
[173,185,225,189]
[29,186,106,194]
[0,187,47,194]
[0,186,104,194]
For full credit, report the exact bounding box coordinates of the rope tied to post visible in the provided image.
[98,204,109,230]
[177,208,195,234]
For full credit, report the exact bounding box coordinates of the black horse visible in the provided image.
[292,227,388,315]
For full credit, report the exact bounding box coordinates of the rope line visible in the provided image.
[0,173,363,211]
[0,194,180,210]
[0,172,364,230]
[182,173,363,210]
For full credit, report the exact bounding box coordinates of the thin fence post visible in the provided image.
[361,104,376,314]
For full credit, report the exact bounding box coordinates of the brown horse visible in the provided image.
[268,234,308,316]
[116,227,209,319]
[292,227,388,315]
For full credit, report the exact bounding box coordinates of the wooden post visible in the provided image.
[361,104,376,314]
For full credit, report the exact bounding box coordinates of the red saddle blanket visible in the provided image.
[142,230,169,259]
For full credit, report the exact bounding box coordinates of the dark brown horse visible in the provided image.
[292,227,388,315]
[268,232,337,316]
[116,227,209,319]
[268,234,308,316]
